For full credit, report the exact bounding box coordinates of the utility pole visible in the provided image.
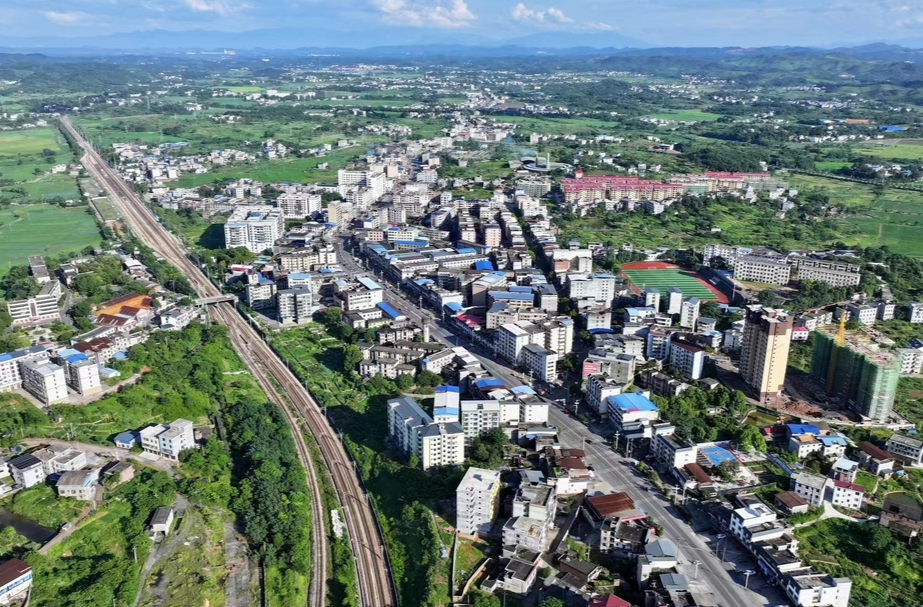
[743,569,755,590]
[692,560,701,579]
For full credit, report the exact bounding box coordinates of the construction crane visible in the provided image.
[826,311,848,395]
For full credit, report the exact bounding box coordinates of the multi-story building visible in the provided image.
[336,277,384,311]
[20,360,68,405]
[503,480,556,552]
[54,349,102,396]
[886,433,923,465]
[734,256,792,285]
[607,392,660,439]
[791,472,828,507]
[795,259,862,288]
[7,454,45,488]
[543,318,574,357]
[679,298,700,330]
[497,323,532,365]
[0,559,33,605]
[566,274,617,305]
[522,344,558,382]
[459,400,501,443]
[810,326,900,423]
[668,339,704,380]
[739,306,792,402]
[276,193,321,219]
[652,430,698,468]
[830,481,864,511]
[56,470,100,501]
[666,287,683,315]
[138,419,195,461]
[905,302,923,324]
[0,346,48,393]
[223,206,284,253]
[784,574,852,607]
[7,280,62,327]
[277,287,313,325]
[388,397,464,471]
[456,467,501,536]
[586,375,626,415]
[703,244,750,268]
[844,304,876,326]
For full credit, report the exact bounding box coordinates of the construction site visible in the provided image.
[808,321,902,423]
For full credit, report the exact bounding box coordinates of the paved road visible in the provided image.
[336,238,776,607]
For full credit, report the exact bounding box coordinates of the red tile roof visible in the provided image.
[833,480,865,493]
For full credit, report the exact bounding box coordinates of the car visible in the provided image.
[563,409,572,415]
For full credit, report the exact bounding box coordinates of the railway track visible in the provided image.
[59,117,396,607]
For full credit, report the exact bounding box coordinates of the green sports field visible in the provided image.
[621,268,724,302]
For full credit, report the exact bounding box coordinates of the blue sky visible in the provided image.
[5,0,923,47]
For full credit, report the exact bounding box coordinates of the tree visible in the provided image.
[757,290,780,307]
[737,425,767,453]
[343,345,363,372]
[540,598,566,607]
[396,374,415,391]
[417,370,442,388]
[469,591,501,607]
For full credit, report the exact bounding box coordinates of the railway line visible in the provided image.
[59,117,396,607]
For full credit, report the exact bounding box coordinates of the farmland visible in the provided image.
[647,109,723,122]
[855,139,923,161]
[0,127,67,156]
[0,205,101,274]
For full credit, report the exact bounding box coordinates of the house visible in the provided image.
[775,491,810,515]
[830,458,859,483]
[886,433,923,466]
[589,596,631,607]
[482,546,542,596]
[784,574,852,607]
[831,481,864,511]
[56,469,100,501]
[113,431,139,449]
[0,558,32,605]
[102,461,135,487]
[791,472,829,507]
[855,442,895,477]
[557,553,604,591]
[7,454,45,489]
[674,462,715,496]
[600,517,655,554]
[585,492,645,524]
[149,506,175,539]
[879,492,923,538]
[138,419,195,460]
[636,538,680,587]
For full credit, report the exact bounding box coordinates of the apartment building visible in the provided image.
[54,349,102,396]
[905,302,923,324]
[388,396,464,471]
[734,256,792,285]
[277,287,313,325]
[668,339,704,380]
[543,318,575,356]
[460,400,501,443]
[703,244,750,268]
[739,306,793,401]
[607,392,660,439]
[886,433,923,465]
[666,287,683,314]
[276,193,322,219]
[497,322,534,365]
[522,344,558,382]
[652,430,698,468]
[7,280,62,327]
[586,375,626,415]
[844,304,876,326]
[830,481,864,511]
[0,559,33,605]
[223,206,285,253]
[138,419,195,461]
[503,481,557,552]
[56,470,100,501]
[20,360,68,405]
[791,472,828,507]
[337,277,384,311]
[566,274,617,305]
[456,467,501,536]
[784,575,851,607]
[0,346,48,393]
[795,259,861,288]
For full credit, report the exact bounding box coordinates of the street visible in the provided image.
[334,238,781,607]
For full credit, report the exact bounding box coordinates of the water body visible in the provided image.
[0,508,56,544]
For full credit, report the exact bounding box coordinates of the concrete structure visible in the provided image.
[831,481,864,511]
[522,343,558,382]
[886,434,923,466]
[607,392,660,440]
[456,467,501,536]
[277,287,313,324]
[56,469,100,501]
[387,396,464,470]
[791,472,828,507]
[668,339,704,380]
[223,205,284,253]
[7,280,61,327]
[20,359,68,405]
[652,431,698,468]
[739,306,792,401]
[139,419,195,460]
[679,297,700,330]
[7,454,45,489]
[0,346,48,393]
[54,349,102,396]
[795,259,862,288]
[0,559,32,605]
[734,256,792,285]
[784,574,851,607]
[459,400,501,443]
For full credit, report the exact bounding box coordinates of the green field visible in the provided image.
[225,86,262,93]
[173,150,362,187]
[0,127,67,156]
[621,268,722,301]
[855,140,923,161]
[815,161,852,171]
[647,109,723,122]
[0,205,101,273]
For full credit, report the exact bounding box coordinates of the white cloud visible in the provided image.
[182,0,251,15]
[512,2,573,24]
[43,11,89,25]
[374,0,476,28]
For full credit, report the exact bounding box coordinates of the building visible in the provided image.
[784,574,851,607]
[54,349,102,396]
[831,481,864,511]
[886,434,923,465]
[905,303,923,324]
[277,287,313,325]
[879,492,923,538]
[277,192,321,219]
[665,287,683,315]
[149,506,175,538]
[739,306,793,401]
[456,467,501,536]
[810,326,900,423]
[223,206,285,253]
[795,259,862,288]
[791,472,828,507]
[56,469,100,501]
[0,346,48,393]
[460,400,501,443]
[586,374,627,415]
[387,396,464,470]
[7,280,61,327]
[668,339,704,380]
[503,480,557,552]
[522,343,558,382]
[607,392,660,440]
[138,419,195,460]
[652,431,698,468]
[734,256,792,285]
[497,322,532,365]
[7,454,45,488]
[775,491,810,515]
[0,559,32,605]
[20,360,68,405]
[855,442,895,477]
[679,298,700,330]
[844,304,877,326]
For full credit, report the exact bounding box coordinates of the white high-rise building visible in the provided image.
[223,206,284,253]
[277,287,314,325]
[456,468,501,536]
[680,297,701,330]
[666,287,683,315]
[20,360,68,405]
[388,397,464,471]
[277,193,322,219]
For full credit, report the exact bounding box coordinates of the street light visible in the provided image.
[743,569,756,590]
[692,560,701,579]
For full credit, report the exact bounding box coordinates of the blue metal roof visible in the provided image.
[819,436,847,447]
[357,276,382,291]
[377,302,403,319]
[608,393,658,413]
[787,424,821,436]
[395,240,427,247]
[511,385,537,395]
[445,302,463,312]
[474,378,505,389]
[491,292,533,301]
[456,247,476,254]
[474,260,494,270]
[589,328,616,335]
[436,385,460,393]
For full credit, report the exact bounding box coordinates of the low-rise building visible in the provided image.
[784,574,852,607]
[0,558,32,605]
[7,454,45,489]
[855,442,894,477]
[56,469,100,501]
[886,433,923,465]
[652,431,698,469]
[831,481,864,511]
[138,419,195,460]
[791,472,828,507]
[775,491,810,515]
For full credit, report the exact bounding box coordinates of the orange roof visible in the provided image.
[96,294,153,317]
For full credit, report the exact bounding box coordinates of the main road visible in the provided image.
[60,117,396,607]
[336,236,771,607]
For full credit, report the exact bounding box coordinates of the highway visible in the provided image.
[335,236,770,607]
[60,117,396,607]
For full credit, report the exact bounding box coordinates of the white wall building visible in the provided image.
[223,206,285,253]
[456,467,501,536]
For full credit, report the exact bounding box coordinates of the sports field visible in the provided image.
[0,205,101,274]
[621,261,727,303]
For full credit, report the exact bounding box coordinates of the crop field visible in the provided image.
[173,149,363,187]
[0,205,101,273]
[855,139,923,161]
[0,127,67,156]
[225,85,262,93]
[620,262,727,302]
[647,109,723,122]
[495,115,622,136]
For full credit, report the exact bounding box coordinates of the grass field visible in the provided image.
[0,128,66,156]
[0,205,101,274]
[621,268,722,301]
[855,140,923,161]
[815,161,852,171]
[647,109,723,122]
[173,149,363,188]
[225,86,262,93]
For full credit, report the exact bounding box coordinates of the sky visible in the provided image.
[4,0,923,48]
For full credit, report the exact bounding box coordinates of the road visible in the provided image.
[60,117,395,607]
[336,235,772,607]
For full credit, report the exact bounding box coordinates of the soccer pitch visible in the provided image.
[621,269,721,301]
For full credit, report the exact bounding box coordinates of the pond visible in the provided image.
[0,507,56,544]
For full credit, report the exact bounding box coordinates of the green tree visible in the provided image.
[417,370,442,388]
[539,599,566,607]
[470,591,501,607]
[343,345,364,372]
[396,374,415,391]
[737,425,767,452]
